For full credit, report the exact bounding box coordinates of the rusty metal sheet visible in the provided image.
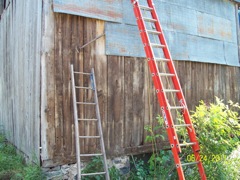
[105,23,145,57]
[197,12,236,43]
[159,0,232,20]
[165,31,226,64]
[224,42,239,66]
[105,23,239,66]
[106,0,239,66]
[53,0,123,23]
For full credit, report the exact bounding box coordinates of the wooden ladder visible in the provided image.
[70,65,110,180]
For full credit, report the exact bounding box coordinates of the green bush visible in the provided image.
[188,97,240,179]
[191,97,240,156]
[133,97,240,180]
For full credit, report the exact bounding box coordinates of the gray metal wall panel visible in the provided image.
[156,3,198,35]
[165,32,225,64]
[53,0,239,66]
[53,0,123,23]
[160,0,231,19]
[106,0,239,66]
[197,12,235,43]
[106,23,239,66]
[105,23,144,57]
[224,42,239,66]
[123,0,136,25]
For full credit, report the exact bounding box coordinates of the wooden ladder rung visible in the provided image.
[80,154,102,157]
[81,172,106,176]
[74,71,91,75]
[75,86,92,90]
[77,102,96,105]
[78,118,98,121]
[79,136,100,138]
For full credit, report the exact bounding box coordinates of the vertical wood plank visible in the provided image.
[62,14,72,156]
[107,56,124,154]
[124,57,133,148]
[94,19,108,153]
[54,13,64,157]
[132,58,144,146]
[76,16,85,155]
[41,0,56,165]
[143,59,153,145]
[71,15,84,156]
[83,18,97,153]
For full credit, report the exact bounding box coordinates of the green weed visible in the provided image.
[0,134,45,180]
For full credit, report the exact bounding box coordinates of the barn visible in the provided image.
[0,0,240,169]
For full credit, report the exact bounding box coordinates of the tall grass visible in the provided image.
[0,134,45,180]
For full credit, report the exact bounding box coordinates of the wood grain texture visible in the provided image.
[107,56,125,155]
[0,0,41,162]
[124,57,134,148]
[41,0,56,167]
[83,18,97,154]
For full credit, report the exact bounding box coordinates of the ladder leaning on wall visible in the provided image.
[130,0,207,179]
[70,65,110,180]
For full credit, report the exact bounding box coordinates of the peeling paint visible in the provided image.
[53,0,123,23]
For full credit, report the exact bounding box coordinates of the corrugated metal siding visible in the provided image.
[106,0,239,66]
[52,0,239,66]
[53,0,123,23]
[0,0,41,161]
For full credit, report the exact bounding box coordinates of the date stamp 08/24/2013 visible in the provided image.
[187,154,228,163]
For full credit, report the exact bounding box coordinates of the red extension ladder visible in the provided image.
[131,0,207,179]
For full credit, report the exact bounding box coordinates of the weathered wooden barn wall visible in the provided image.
[0,0,42,161]
[40,10,240,166]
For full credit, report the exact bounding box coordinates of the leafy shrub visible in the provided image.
[188,97,240,179]
[129,157,148,180]
[191,97,240,156]
[136,97,240,180]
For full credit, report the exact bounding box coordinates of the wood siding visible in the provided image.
[41,13,240,167]
[0,0,42,161]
